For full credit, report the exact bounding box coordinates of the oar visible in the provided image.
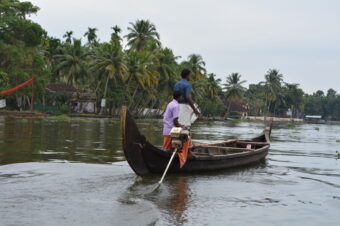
[156,148,178,187]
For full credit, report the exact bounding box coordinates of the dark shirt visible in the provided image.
[174,79,192,103]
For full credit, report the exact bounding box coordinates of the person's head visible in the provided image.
[173,90,182,101]
[181,69,191,80]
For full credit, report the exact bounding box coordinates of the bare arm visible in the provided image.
[186,94,200,116]
[174,118,185,128]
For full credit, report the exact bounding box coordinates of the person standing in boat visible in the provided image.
[162,90,192,167]
[174,69,200,128]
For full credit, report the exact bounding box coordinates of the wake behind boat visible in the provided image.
[120,106,273,176]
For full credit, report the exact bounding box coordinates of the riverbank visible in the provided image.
[0,110,46,117]
[2,110,340,125]
[246,116,303,122]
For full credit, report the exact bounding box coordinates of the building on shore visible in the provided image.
[45,83,96,113]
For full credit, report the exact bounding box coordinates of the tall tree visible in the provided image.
[63,31,73,43]
[182,54,206,80]
[223,73,246,115]
[125,19,160,51]
[282,83,304,117]
[327,88,337,98]
[111,25,122,42]
[54,39,88,85]
[90,41,127,114]
[84,27,98,44]
[125,51,159,113]
[155,48,178,101]
[263,69,283,116]
[206,73,221,98]
[0,0,45,109]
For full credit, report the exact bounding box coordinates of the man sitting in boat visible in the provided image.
[163,91,193,167]
[174,69,200,128]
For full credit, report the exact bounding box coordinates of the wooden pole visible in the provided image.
[157,148,177,186]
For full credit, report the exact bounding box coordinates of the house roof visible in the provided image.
[46,83,78,93]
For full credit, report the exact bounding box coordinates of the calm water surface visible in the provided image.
[0,116,339,226]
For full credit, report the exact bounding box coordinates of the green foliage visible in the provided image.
[223,73,246,101]
[0,0,45,104]
[45,91,72,109]
[84,27,98,45]
[200,98,225,116]
[229,111,242,116]
[59,104,70,114]
[286,123,296,128]
[54,39,89,85]
[0,72,9,89]
[125,19,160,51]
[2,1,340,120]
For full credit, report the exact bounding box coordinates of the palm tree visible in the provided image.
[182,54,206,80]
[206,73,221,98]
[125,19,160,51]
[125,51,159,113]
[84,27,98,44]
[41,36,61,71]
[54,39,88,85]
[223,73,247,115]
[156,48,178,92]
[283,83,304,117]
[263,69,283,116]
[63,31,73,43]
[111,25,122,42]
[90,42,127,114]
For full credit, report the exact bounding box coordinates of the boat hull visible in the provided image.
[141,142,269,174]
[121,106,272,176]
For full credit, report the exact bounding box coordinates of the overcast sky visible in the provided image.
[29,0,340,94]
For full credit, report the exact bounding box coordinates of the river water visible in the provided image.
[0,116,339,226]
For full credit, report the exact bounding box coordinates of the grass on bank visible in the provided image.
[286,123,296,128]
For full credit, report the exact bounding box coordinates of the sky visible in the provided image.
[29,0,340,94]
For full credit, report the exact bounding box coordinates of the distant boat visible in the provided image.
[120,106,273,176]
[304,115,326,124]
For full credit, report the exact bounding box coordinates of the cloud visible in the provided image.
[29,0,340,93]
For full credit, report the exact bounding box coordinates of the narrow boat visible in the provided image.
[120,106,273,176]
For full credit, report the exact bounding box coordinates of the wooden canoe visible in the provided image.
[120,106,273,176]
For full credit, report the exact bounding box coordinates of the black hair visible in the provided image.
[173,90,182,100]
[181,69,191,78]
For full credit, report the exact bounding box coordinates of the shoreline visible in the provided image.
[1,110,340,125]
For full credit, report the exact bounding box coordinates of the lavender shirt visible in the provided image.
[163,99,180,136]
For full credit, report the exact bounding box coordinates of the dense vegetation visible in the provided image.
[1,0,340,120]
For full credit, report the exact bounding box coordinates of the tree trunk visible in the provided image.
[131,92,144,116]
[99,75,110,115]
[128,87,138,109]
[43,95,46,112]
[225,102,231,118]
[134,94,147,117]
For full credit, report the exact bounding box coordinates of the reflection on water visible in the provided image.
[0,116,340,226]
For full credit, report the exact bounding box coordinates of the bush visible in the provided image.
[59,104,70,114]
